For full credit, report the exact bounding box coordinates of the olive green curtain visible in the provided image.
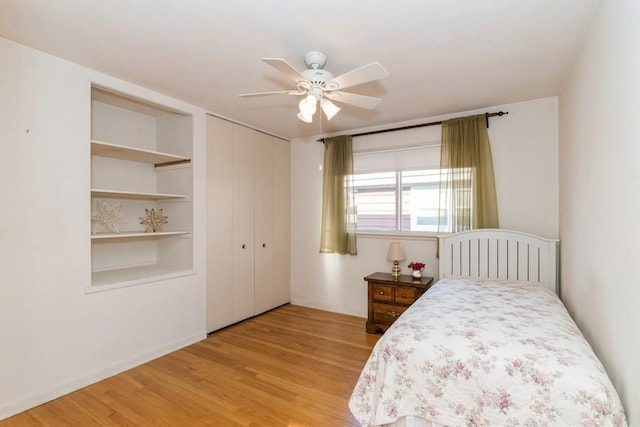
[319,135,357,255]
[438,115,499,233]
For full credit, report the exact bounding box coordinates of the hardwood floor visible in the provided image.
[1,304,380,426]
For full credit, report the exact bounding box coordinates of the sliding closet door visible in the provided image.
[253,131,274,315]
[206,116,234,332]
[231,124,256,321]
[272,137,290,306]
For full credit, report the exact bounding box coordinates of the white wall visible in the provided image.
[559,0,639,422]
[291,97,558,317]
[0,38,207,419]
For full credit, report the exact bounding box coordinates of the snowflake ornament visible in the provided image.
[91,202,126,234]
[139,208,168,232]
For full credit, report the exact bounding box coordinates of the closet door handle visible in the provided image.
[242,244,246,249]
[262,243,267,248]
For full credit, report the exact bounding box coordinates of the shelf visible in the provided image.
[89,265,195,292]
[91,140,190,166]
[91,231,189,240]
[92,86,187,117]
[91,189,188,200]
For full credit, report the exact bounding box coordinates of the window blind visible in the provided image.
[353,143,441,173]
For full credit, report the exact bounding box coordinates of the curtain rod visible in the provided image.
[317,111,509,143]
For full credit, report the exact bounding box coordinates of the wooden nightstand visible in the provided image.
[364,272,434,333]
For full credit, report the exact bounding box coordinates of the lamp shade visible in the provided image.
[297,111,313,123]
[386,242,406,262]
[321,98,341,121]
[299,94,317,115]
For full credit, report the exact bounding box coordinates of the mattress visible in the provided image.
[349,278,627,426]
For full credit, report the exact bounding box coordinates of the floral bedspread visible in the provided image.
[349,278,627,426]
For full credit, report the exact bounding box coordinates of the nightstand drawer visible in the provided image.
[394,286,417,305]
[365,272,434,334]
[372,303,407,324]
[372,284,394,302]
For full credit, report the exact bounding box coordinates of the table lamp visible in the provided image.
[386,242,406,279]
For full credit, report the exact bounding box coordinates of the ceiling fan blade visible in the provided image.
[238,90,304,97]
[327,91,382,109]
[262,58,306,82]
[327,62,389,90]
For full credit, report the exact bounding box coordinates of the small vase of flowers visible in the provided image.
[408,262,425,278]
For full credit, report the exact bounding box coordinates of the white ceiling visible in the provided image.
[0,0,598,140]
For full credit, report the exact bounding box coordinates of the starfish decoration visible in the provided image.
[139,208,168,233]
[91,202,126,234]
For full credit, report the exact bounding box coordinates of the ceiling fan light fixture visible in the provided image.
[321,99,341,121]
[298,94,317,115]
[297,111,313,123]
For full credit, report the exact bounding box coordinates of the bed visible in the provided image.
[349,229,627,426]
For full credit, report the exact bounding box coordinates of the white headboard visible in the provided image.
[439,229,559,294]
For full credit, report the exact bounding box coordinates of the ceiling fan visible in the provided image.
[239,51,388,123]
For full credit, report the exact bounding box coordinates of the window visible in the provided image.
[353,169,447,233]
[351,141,467,234]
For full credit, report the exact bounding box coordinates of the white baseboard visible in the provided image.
[0,332,206,421]
[290,297,365,318]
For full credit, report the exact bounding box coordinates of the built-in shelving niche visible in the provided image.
[90,86,193,292]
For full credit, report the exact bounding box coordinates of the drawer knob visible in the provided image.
[402,293,407,298]
[262,243,267,248]
[242,244,246,249]
[379,291,384,295]
[387,311,398,318]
